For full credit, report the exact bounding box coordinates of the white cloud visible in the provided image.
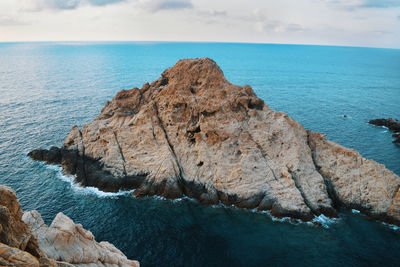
[19,0,127,11]
[359,0,400,8]
[0,0,399,48]
[320,0,400,10]
[20,0,194,12]
[0,16,28,26]
[138,0,193,12]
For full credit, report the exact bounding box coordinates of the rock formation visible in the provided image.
[308,132,400,224]
[29,58,400,225]
[23,211,139,267]
[0,185,45,266]
[369,118,400,143]
[0,185,139,266]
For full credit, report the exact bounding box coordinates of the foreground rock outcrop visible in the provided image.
[23,211,139,267]
[0,185,139,266]
[0,185,45,266]
[369,118,400,143]
[29,58,400,225]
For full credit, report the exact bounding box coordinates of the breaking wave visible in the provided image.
[44,164,134,198]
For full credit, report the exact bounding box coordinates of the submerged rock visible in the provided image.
[29,58,400,225]
[369,118,400,143]
[0,185,139,266]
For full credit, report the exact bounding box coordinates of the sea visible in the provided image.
[0,42,399,267]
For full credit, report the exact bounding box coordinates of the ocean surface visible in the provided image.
[0,42,400,266]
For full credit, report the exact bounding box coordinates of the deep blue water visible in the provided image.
[1,42,400,266]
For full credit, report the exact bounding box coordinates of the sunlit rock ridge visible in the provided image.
[29,58,400,225]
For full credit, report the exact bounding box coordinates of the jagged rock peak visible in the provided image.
[96,57,262,122]
[157,57,227,87]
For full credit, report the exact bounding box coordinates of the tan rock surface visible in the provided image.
[0,185,44,265]
[29,57,400,224]
[23,210,140,267]
[0,184,139,267]
[0,243,40,267]
[308,131,400,224]
[60,58,337,220]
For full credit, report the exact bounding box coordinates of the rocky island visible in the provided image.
[369,118,400,143]
[29,58,400,225]
[0,185,139,266]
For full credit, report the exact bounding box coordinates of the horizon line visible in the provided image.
[0,40,399,50]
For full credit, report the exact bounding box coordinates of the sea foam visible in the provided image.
[310,214,339,229]
[44,164,340,228]
[382,222,399,231]
[44,164,134,198]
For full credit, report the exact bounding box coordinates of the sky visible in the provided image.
[0,0,399,48]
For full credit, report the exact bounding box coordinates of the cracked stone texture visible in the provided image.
[35,57,400,224]
[308,131,400,224]
[23,210,140,267]
[61,57,337,220]
[0,243,40,267]
[0,185,44,266]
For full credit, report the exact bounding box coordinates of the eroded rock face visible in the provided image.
[0,185,44,266]
[308,131,400,225]
[0,243,40,267]
[23,211,139,267]
[0,185,139,267]
[29,58,400,224]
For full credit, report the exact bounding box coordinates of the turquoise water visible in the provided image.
[0,42,400,266]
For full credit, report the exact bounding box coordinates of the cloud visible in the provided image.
[285,23,304,32]
[20,0,127,11]
[372,30,391,35]
[139,0,193,12]
[254,21,304,34]
[0,16,28,26]
[208,10,227,17]
[321,0,400,10]
[252,8,265,20]
[87,0,126,6]
[360,0,400,8]
[196,9,227,25]
[249,8,304,34]
[21,0,194,12]
[196,9,227,18]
